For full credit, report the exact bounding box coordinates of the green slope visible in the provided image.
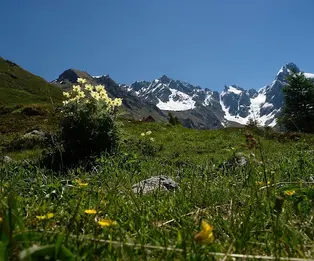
[0,57,62,135]
[0,57,62,106]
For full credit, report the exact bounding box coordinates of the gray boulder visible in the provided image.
[2,155,13,164]
[132,175,179,194]
[23,130,46,140]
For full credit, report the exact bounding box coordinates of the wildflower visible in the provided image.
[146,131,152,135]
[36,213,54,220]
[194,220,214,244]
[141,133,145,137]
[77,78,87,84]
[90,91,100,101]
[85,84,93,91]
[77,91,85,99]
[72,85,81,92]
[98,219,117,227]
[255,181,271,186]
[114,98,122,107]
[284,190,296,196]
[95,85,105,92]
[73,179,88,187]
[85,209,97,214]
[63,91,70,98]
[99,90,109,100]
[150,137,155,142]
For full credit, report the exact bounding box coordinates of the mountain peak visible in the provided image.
[159,74,172,83]
[275,63,300,82]
[284,62,300,72]
[223,85,244,94]
[57,69,91,83]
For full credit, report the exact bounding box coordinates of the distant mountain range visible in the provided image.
[1,56,313,130]
[54,62,314,129]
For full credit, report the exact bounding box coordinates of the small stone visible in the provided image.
[3,156,12,164]
[132,175,179,194]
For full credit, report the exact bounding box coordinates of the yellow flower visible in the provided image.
[73,179,88,187]
[99,90,109,100]
[90,91,100,101]
[146,131,152,135]
[0,217,3,223]
[63,92,70,98]
[98,219,117,227]
[194,220,214,244]
[85,84,93,91]
[78,91,85,98]
[284,190,296,196]
[113,98,122,107]
[141,133,145,137]
[77,78,87,84]
[36,213,54,220]
[85,209,97,214]
[73,85,81,92]
[95,85,105,92]
[255,181,271,186]
[46,213,54,219]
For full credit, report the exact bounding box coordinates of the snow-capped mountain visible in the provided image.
[53,62,314,130]
[123,63,314,128]
[129,75,220,111]
[219,63,314,127]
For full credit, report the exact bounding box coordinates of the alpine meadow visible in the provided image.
[0,57,314,260]
[1,1,314,260]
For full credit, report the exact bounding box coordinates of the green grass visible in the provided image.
[0,57,62,138]
[0,123,314,260]
[0,57,62,106]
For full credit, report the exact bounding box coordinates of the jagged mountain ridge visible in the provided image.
[53,63,314,129]
[123,62,314,128]
[53,69,167,122]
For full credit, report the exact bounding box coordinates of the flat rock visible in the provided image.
[23,130,46,139]
[132,175,179,194]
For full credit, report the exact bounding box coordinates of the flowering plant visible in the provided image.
[43,78,123,169]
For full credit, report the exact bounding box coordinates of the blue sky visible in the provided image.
[1,0,314,91]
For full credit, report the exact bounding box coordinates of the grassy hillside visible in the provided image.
[1,122,314,260]
[0,57,62,106]
[0,57,62,136]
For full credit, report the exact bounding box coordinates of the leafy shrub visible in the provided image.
[42,78,122,170]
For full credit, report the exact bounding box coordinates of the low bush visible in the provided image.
[42,78,122,170]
